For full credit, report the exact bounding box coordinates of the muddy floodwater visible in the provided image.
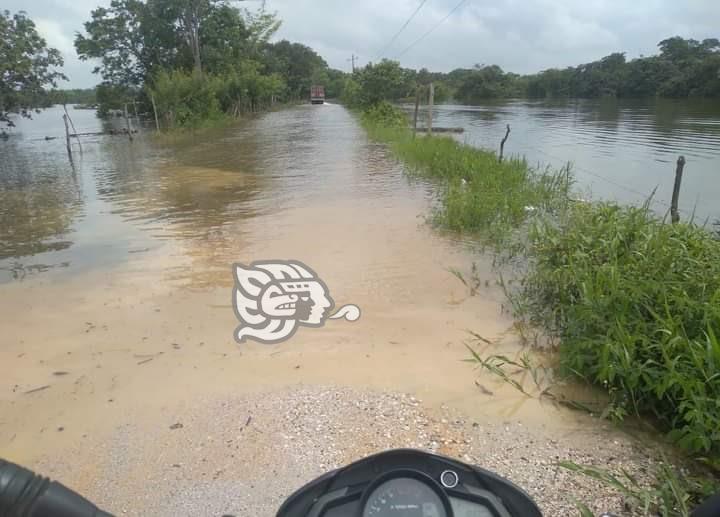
[0,103,672,512]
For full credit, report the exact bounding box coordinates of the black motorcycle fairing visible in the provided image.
[276,448,542,517]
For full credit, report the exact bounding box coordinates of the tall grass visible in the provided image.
[522,201,720,457]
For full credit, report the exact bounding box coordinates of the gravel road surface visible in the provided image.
[35,385,662,516]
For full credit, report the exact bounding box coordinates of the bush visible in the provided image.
[150,70,225,129]
[360,101,408,128]
[523,202,720,455]
[148,65,287,130]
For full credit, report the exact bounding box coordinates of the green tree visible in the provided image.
[0,10,66,126]
[199,3,250,73]
[74,0,252,87]
[262,40,328,99]
[351,60,413,107]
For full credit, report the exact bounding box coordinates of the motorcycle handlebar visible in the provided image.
[0,459,113,517]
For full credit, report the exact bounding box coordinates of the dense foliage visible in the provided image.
[343,60,450,108]
[448,37,720,101]
[343,36,719,108]
[523,203,720,456]
[527,38,720,98]
[0,10,66,126]
[150,64,284,128]
[74,0,344,128]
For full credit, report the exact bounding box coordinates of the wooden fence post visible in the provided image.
[671,155,685,224]
[151,93,160,132]
[499,124,511,163]
[412,86,420,138]
[62,114,72,158]
[124,104,133,141]
[426,82,434,136]
[62,104,83,153]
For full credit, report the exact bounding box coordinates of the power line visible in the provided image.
[374,0,429,59]
[395,0,471,59]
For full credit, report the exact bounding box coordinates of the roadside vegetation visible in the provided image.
[363,117,572,248]
[72,0,345,129]
[351,61,720,512]
[523,203,720,455]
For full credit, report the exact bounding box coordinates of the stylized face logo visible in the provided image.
[233,260,360,344]
[259,280,332,324]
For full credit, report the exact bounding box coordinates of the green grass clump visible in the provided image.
[360,104,572,247]
[392,136,571,245]
[523,201,720,456]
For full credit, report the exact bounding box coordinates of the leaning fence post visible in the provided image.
[62,114,72,158]
[150,93,160,133]
[499,124,511,163]
[670,155,685,224]
[412,86,420,138]
[123,104,134,141]
[426,82,434,136]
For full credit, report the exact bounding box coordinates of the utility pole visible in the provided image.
[348,54,357,73]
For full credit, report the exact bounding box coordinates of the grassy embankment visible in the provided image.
[360,101,720,512]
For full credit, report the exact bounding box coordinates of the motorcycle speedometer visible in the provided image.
[359,470,453,517]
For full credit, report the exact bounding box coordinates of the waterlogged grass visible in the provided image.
[361,105,572,248]
[395,136,571,247]
[522,202,720,457]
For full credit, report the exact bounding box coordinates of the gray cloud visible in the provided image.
[6,0,719,88]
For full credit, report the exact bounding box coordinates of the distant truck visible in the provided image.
[310,85,325,104]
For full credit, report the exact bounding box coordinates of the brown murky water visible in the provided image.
[0,105,604,473]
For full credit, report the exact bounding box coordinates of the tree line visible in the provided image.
[345,36,720,106]
[2,3,719,130]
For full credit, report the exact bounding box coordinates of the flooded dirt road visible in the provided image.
[1,105,655,514]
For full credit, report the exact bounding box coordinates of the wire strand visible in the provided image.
[375,0,430,59]
[395,0,471,58]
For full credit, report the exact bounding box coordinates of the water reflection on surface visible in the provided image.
[1,100,719,283]
[427,98,720,222]
[0,104,419,285]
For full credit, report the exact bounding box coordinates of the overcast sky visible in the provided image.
[6,0,719,88]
